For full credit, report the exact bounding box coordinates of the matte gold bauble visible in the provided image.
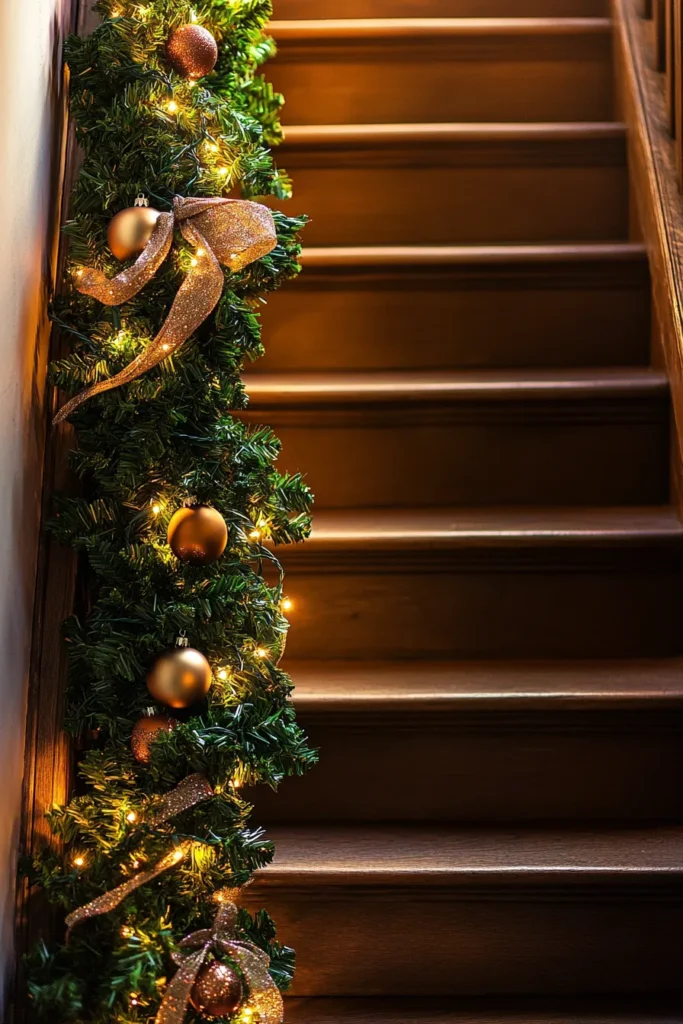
[108,205,161,261]
[167,24,219,79]
[130,713,176,764]
[189,960,244,1018]
[147,644,212,709]
[168,505,228,565]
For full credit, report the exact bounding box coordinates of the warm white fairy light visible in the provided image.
[126,810,137,824]
[281,596,293,613]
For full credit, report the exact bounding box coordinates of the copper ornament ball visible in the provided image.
[189,961,244,1018]
[130,713,176,764]
[167,24,219,79]
[108,206,161,261]
[147,647,212,709]
[168,505,228,565]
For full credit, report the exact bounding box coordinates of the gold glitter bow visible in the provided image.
[53,195,277,424]
[65,774,214,937]
[157,890,284,1024]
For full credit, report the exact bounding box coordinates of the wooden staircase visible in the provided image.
[244,0,683,1018]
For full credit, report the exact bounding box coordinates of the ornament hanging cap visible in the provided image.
[135,193,150,207]
[176,632,190,649]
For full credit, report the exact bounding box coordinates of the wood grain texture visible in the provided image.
[249,659,683,822]
[244,828,683,994]
[258,243,651,372]
[283,998,683,1023]
[242,369,669,507]
[272,123,628,245]
[268,19,614,123]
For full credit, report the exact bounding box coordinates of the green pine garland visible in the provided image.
[24,1,314,1020]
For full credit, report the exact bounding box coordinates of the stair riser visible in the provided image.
[274,1,608,15]
[242,408,669,507]
[244,888,683,995]
[254,711,683,822]
[275,163,627,245]
[258,264,651,373]
[270,35,613,124]
[278,567,682,659]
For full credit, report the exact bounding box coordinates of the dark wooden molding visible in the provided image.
[12,1,95,1020]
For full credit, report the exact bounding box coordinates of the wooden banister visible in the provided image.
[614,0,683,506]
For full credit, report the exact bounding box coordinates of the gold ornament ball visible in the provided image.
[147,647,212,709]
[167,24,219,79]
[130,713,176,764]
[107,205,161,261]
[189,961,244,1018]
[168,506,228,565]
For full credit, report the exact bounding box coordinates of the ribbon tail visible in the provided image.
[156,946,210,1024]
[219,939,284,1024]
[75,212,175,306]
[65,847,185,938]
[53,227,224,424]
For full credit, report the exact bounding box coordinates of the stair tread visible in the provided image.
[282,120,625,145]
[288,506,683,549]
[257,825,683,879]
[284,998,683,1023]
[245,366,667,404]
[287,659,683,710]
[299,242,647,266]
[270,17,613,38]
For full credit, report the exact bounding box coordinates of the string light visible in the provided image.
[120,925,133,938]
[172,847,185,863]
[248,528,262,542]
[126,810,137,824]
[217,668,229,681]
[256,647,268,659]
[207,142,218,153]
[281,597,293,613]
[190,8,199,20]
[217,166,229,176]
[73,855,86,869]
[130,994,140,1006]
[151,502,161,515]
[132,859,141,869]
[167,100,179,114]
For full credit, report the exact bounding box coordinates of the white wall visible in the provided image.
[0,0,72,1009]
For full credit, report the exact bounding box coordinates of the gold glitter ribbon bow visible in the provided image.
[65,774,214,937]
[157,890,284,1024]
[53,195,277,424]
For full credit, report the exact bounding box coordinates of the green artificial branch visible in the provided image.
[24,1,314,1021]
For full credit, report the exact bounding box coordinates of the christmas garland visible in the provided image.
[25,1,314,1021]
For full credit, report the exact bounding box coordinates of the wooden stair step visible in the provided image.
[268,19,614,124]
[283,997,683,1022]
[245,826,683,994]
[274,1,609,17]
[242,369,669,507]
[275,122,627,245]
[251,659,683,822]
[258,243,650,373]
[277,506,683,659]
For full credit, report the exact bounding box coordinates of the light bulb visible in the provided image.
[167,100,178,114]
[190,257,198,267]
[281,597,293,613]
[126,810,137,824]
[73,855,85,868]
[151,503,161,515]
[248,528,261,542]
[256,647,268,659]
[217,668,229,681]
[172,848,185,863]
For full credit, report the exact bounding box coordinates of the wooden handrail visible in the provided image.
[614,0,683,504]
